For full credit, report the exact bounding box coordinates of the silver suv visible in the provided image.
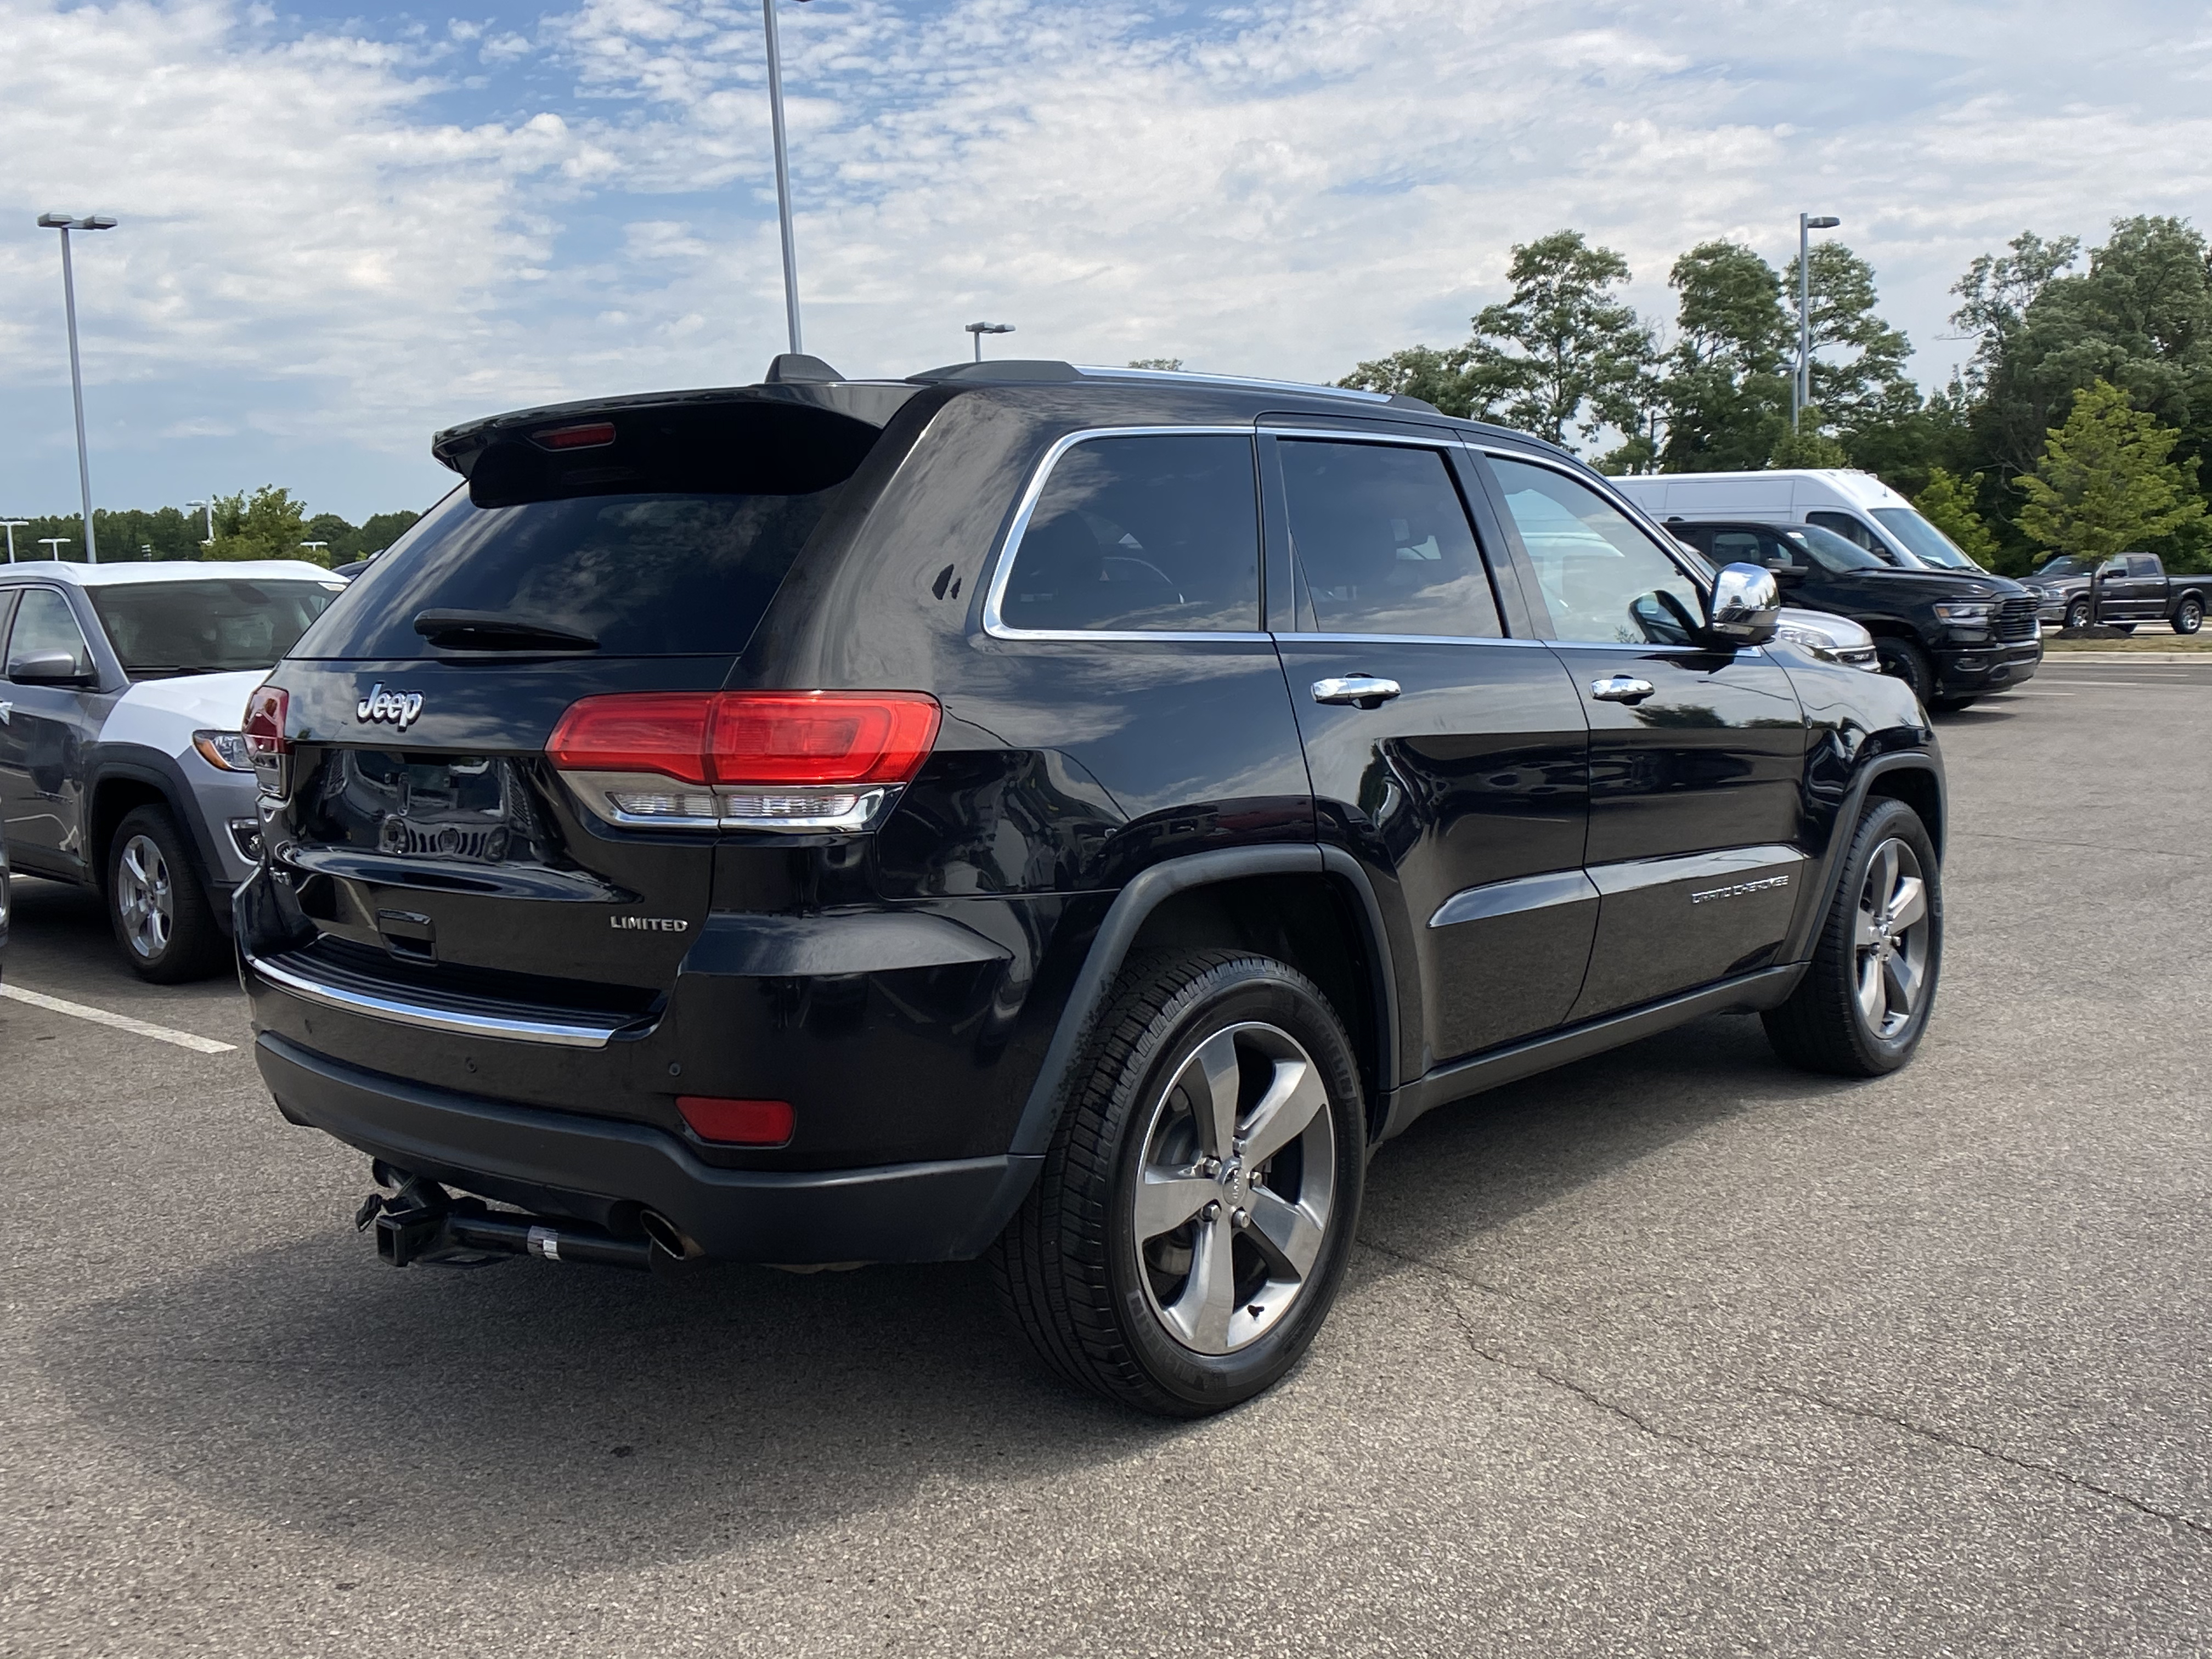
[0,560,345,980]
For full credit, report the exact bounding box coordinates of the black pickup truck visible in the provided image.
[2024,552,2209,634]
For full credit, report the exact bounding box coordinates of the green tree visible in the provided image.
[2014,380,2205,562]
[354,509,421,557]
[1784,242,1919,444]
[1768,410,1849,469]
[1340,343,1489,417]
[1656,240,1792,471]
[1466,230,1654,450]
[1914,467,2000,567]
[208,486,314,564]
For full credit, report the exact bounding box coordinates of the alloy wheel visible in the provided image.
[1854,838,1931,1039]
[1130,1021,1339,1356]
[115,833,174,960]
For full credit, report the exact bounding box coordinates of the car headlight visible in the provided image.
[192,730,256,772]
[1933,600,1997,623]
[1774,610,1880,668]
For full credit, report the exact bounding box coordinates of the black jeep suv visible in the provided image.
[1666,518,2040,711]
[238,359,1946,1416]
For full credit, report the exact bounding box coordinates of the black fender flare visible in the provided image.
[1006,845,1400,1163]
[83,747,232,917]
[1780,749,1945,966]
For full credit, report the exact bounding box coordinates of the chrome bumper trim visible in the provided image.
[243,949,625,1049]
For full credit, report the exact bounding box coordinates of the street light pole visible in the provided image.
[38,537,70,561]
[37,213,117,563]
[966,321,1015,362]
[1795,212,1840,431]
[0,521,26,564]
[185,498,214,550]
[762,0,809,356]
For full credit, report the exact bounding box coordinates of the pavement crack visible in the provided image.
[1953,828,2206,860]
[1360,1235,1723,1459]
[1760,1383,2212,1542]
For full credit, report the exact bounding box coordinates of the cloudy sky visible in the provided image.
[2,0,2209,523]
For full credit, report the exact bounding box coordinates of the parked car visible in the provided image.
[2022,551,2209,634]
[238,358,1946,1417]
[0,560,346,980]
[1665,520,2039,709]
[1611,467,1999,575]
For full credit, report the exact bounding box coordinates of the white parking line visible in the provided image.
[1,984,238,1054]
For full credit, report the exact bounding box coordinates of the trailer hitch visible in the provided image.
[356,1173,672,1272]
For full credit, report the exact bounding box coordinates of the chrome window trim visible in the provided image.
[1263,425,1461,447]
[1278,631,1547,649]
[243,947,633,1049]
[981,425,1269,644]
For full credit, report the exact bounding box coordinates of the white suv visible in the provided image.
[0,560,345,979]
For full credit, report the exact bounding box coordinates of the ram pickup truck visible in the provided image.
[2025,552,2209,634]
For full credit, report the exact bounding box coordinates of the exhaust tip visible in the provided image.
[639,1210,702,1261]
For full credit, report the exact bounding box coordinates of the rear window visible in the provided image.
[88,579,342,677]
[295,399,881,661]
[292,485,843,660]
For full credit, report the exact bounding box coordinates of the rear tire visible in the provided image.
[106,805,227,983]
[993,949,1366,1417]
[1874,636,1936,703]
[2173,597,2204,635]
[1764,797,1941,1077]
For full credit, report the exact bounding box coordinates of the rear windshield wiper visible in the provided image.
[413,610,599,652]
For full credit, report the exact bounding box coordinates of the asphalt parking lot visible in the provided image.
[4,654,2209,1658]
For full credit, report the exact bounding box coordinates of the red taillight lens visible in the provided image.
[548,693,715,786]
[244,685,289,759]
[677,1096,794,1146]
[708,693,942,787]
[546,691,942,831]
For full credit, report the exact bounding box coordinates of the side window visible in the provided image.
[2128,554,2161,578]
[1703,528,1769,568]
[997,433,1259,633]
[1808,512,1881,556]
[1489,458,1703,646]
[5,589,93,678]
[1276,440,1501,637]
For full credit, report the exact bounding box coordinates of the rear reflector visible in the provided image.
[677,1096,795,1146]
[548,691,941,832]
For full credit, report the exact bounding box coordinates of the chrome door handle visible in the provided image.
[1589,675,1657,703]
[1311,675,1402,707]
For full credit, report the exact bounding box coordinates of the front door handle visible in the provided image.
[1589,675,1657,704]
[1311,675,1402,708]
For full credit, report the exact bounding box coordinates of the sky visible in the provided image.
[2,0,2210,523]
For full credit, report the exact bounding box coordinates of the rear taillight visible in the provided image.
[243,685,290,797]
[548,691,941,832]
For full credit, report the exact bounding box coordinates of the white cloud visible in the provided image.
[2,0,2210,517]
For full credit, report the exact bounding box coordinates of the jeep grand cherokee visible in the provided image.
[238,357,1946,1416]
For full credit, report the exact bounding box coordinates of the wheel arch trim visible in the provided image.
[83,747,228,905]
[1781,750,1944,966]
[1007,845,1401,1165]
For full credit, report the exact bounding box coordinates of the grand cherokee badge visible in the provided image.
[356,683,425,731]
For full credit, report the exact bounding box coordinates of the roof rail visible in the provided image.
[906,358,1438,413]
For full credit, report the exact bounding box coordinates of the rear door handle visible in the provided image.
[1311,675,1402,707]
[1589,675,1657,704]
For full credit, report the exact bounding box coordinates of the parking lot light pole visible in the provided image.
[1,521,26,563]
[185,498,214,549]
[763,0,811,356]
[38,537,70,561]
[1794,212,1841,430]
[966,322,1014,362]
[37,212,118,563]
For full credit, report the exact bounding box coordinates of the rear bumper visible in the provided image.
[255,1032,1041,1265]
[1936,636,2041,695]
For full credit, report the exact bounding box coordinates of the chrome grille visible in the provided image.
[1996,596,2038,641]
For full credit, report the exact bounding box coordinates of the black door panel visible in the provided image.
[1568,842,1807,1020]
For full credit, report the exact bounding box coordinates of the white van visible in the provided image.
[1609,469,1985,574]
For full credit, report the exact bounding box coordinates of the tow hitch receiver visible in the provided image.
[357,1176,659,1271]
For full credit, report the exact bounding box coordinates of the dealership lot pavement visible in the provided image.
[4,655,2209,1658]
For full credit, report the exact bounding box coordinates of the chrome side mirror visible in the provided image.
[1707,562,1781,646]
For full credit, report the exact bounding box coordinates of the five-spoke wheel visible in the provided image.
[1852,838,1931,1040]
[995,950,1364,1417]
